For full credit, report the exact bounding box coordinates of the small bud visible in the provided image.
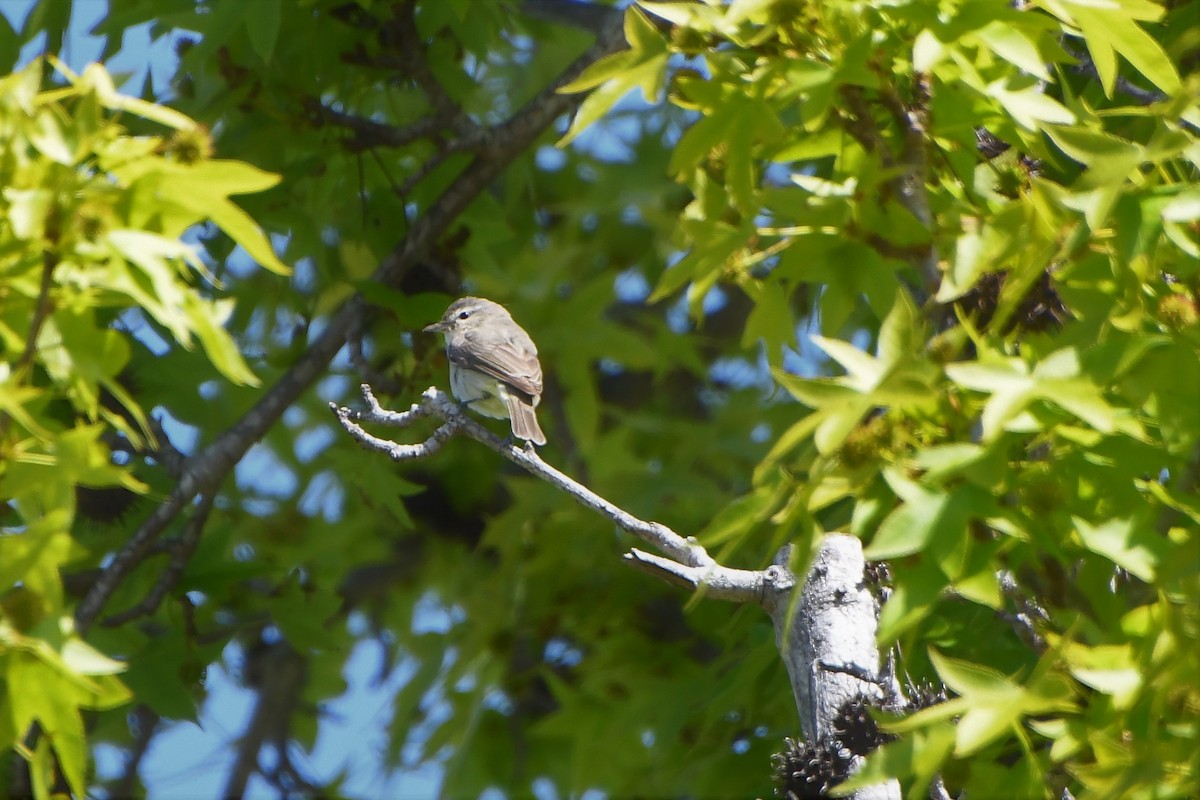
[162,125,214,164]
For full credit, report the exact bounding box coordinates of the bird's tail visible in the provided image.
[505,394,547,446]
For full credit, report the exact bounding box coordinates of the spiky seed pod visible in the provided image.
[905,679,949,712]
[772,737,853,799]
[1158,292,1199,330]
[863,561,892,588]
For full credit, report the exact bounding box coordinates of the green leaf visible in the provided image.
[557,8,667,146]
[74,62,196,131]
[741,279,795,364]
[61,638,128,676]
[987,79,1076,131]
[809,336,882,390]
[876,289,921,367]
[1046,126,1143,189]
[936,204,1025,302]
[202,196,291,276]
[876,558,946,643]
[832,724,957,797]
[638,1,724,31]
[1068,2,1181,96]
[866,481,949,559]
[1062,641,1142,708]
[183,296,261,387]
[1073,516,1166,582]
[648,224,748,302]
[245,0,281,62]
[177,159,284,197]
[974,23,1051,81]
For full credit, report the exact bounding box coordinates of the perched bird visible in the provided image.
[424,297,547,446]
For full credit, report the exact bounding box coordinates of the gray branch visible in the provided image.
[764,537,902,800]
[333,385,731,577]
[333,384,902,800]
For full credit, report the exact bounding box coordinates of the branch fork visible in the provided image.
[331,384,772,602]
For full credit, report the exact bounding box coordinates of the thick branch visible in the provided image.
[764,537,901,800]
[74,9,629,634]
[222,642,310,799]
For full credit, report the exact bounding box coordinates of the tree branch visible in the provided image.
[765,537,901,800]
[839,84,941,301]
[222,641,310,799]
[74,8,629,635]
[333,385,746,579]
[110,705,159,799]
[331,385,900,799]
[99,493,215,627]
[1,251,57,438]
[520,0,624,32]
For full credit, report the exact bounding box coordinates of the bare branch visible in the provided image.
[99,493,216,627]
[335,385,901,799]
[930,775,954,800]
[1061,39,1165,106]
[623,548,775,603]
[333,385,722,572]
[75,11,628,634]
[110,705,159,799]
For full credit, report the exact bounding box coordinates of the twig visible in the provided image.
[99,493,215,627]
[306,101,447,151]
[394,0,459,120]
[1,251,58,439]
[16,251,58,376]
[103,414,189,479]
[623,548,774,601]
[333,384,776,600]
[110,705,159,799]
[997,570,1049,652]
[1061,39,1165,106]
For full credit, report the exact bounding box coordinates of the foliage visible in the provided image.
[1,0,1197,798]
[563,0,1197,797]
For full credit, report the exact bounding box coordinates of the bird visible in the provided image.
[423,297,547,446]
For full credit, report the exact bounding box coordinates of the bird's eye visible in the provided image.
[457,311,471,320]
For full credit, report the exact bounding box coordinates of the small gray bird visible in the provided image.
[424,297,547,446]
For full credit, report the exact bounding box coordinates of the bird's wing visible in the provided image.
[447,331,543,399]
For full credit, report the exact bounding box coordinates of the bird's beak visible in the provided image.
[423,320,448,333]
